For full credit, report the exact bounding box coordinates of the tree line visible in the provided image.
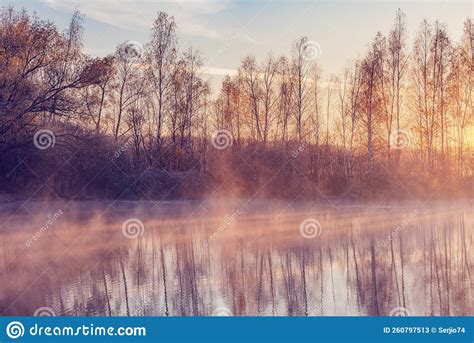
[0,6,472,200]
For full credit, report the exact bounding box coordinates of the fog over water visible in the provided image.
[0,199,472,316]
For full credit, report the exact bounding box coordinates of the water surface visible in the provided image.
[0,200,472,316]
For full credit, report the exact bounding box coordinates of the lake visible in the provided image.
[0,199,472,316]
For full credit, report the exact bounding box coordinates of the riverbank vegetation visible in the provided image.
[0,6,472,200]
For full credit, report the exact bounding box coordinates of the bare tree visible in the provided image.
[277,57,294,142]
[387,9,408,165]
[360,33,384,174]
[292,37,312,141]
[412,20,451,171]
[147,12,177,146]
[345,60,363,181]
[0,7,106,151]
[448,19,473,176]
[310,63,322,146]
[83,56,115,133]
[112,42,145,140]
[260,56,281,144]
[241,55,263,142]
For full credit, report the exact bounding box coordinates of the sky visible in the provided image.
[5,0,473,85]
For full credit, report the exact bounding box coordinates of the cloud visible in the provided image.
[202,65,238,77]
[172,0,229,14]
[41,0,228,40]
[180,21,222,40]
